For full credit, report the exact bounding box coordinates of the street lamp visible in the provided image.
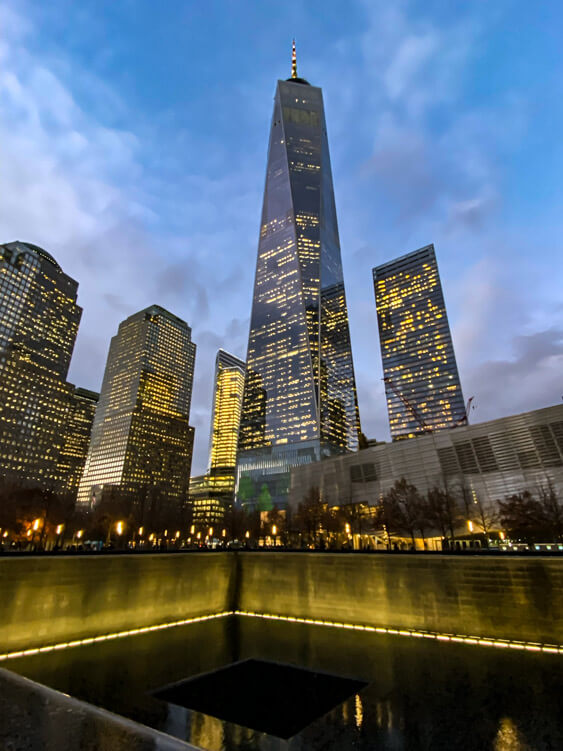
[467,520,474,533]
[116,521,124,536]
[271,524,277,547]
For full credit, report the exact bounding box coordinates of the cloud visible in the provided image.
[465,329,563,421]
[384,32,438,100]
[0,1,262,474]
[1,0,560,477]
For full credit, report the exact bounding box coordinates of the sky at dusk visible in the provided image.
[1,0,562,474]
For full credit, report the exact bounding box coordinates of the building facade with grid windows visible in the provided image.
[56,387,99,497]
[0,241,83,490]
[76,306,196,523]
[373,244,466,441]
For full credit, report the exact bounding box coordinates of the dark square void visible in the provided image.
[153,658,367,739]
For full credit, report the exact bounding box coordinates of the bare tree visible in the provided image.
[536,479,563,542]
[383,479,424,548]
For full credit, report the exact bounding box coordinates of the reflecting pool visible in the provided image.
[8,616,563,750]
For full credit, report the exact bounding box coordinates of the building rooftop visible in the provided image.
[3,241,62,272]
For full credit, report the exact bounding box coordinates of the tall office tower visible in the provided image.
[77,306,196,525]
[237,45,361,509]
[209,350,246,471]
[57,387,99,497]
[373,244,466,440]
[0,241,82,488]
[190,350,245,523]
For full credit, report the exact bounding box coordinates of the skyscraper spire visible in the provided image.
[291,38,297,79]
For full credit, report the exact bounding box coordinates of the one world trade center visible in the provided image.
[237,44,361,510]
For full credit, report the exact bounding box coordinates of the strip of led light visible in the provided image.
[233,610,563,655]
[0,611,234,662]
[0,609,560,662]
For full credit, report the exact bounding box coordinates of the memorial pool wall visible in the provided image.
[1,552,563,652]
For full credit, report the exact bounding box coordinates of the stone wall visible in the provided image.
[236,552,563,645]
[2,551,563,653]
[0,553,234,653]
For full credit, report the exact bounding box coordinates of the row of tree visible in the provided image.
[2,473,562,550]
[291,479,563,547]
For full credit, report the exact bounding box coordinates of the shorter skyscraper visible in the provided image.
[373,244,465,440]
[0,241,82,489]
[77,305,196,526]
[57,387,99,497]
[190,350,245,523]
[209,350,246,472]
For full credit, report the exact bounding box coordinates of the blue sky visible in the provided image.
[1,0,562,474]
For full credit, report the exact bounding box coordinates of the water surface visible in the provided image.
[8,616,563,750]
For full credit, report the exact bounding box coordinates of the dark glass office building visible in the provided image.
[237,49,360,509]
[373,244,466,440]
[77,306,196,525]
[0,241,82,489]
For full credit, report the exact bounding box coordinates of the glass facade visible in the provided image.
[77,306,196,520]
[237,65,360,508]
[0,241,83,489]
[56,387,99,496]
[373,244,466,440]
[190,350,246,523]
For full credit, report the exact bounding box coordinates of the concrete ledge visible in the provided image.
[0,668,198,751]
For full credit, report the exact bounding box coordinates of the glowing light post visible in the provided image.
[31,517,41,551]
[271,525,277,548]
[137,526,144,549]
[345,522,351,550]
[55,524,64,550]
[115,520,124,548]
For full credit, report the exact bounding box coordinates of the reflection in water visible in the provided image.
[494,718,529,751]
[7,617,563,751]
[190,712,225,751]
[354,694,363,730]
